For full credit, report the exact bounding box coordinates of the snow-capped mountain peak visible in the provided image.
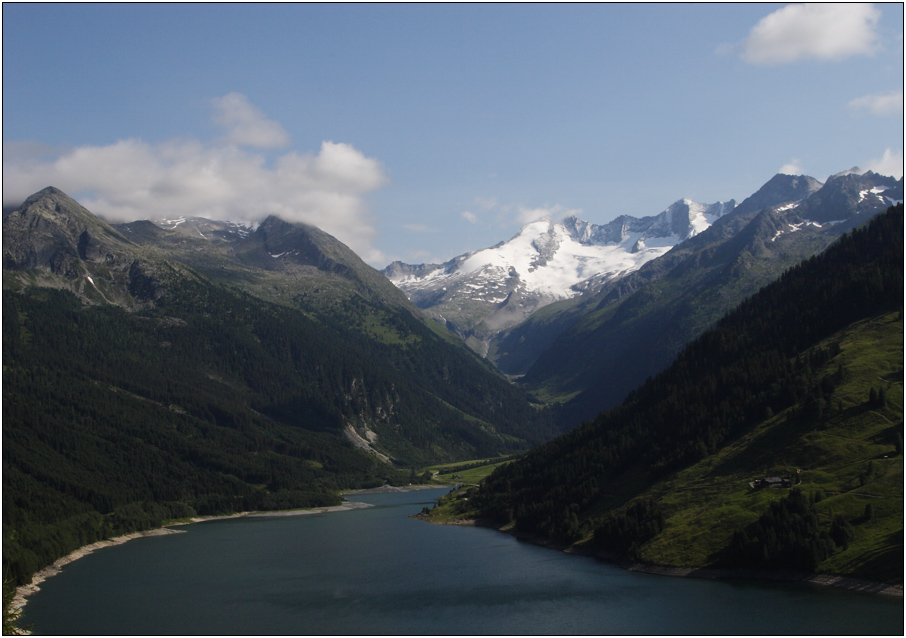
[382,198,736,354]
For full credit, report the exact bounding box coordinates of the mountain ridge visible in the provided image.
[383,197,737,355]
[385,170,901,378]
[3,187,560,587]
[496,170,901,426]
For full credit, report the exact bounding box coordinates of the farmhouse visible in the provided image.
[753,476,791,489]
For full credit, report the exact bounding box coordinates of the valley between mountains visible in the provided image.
[3,166,903,597]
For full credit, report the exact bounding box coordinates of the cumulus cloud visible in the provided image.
[865,148,904,178]
[848,90,904,116]
[211,92,291,148]
[461,211,478,224]
[741,3,880,65]
[3,94,390,264]
[779,159,804,175]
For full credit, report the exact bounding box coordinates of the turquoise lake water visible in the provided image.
[23,488,903,635]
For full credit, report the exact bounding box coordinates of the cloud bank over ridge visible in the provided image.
[3,94,390,265]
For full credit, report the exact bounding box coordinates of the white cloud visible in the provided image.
[408,249,434,261]
[779,159,804,175]
[741,3,880,65]
[865,148,904,178]
[465,197,581,229]
[3,94,389,264]
[516,204,581,225]
[848,91,904,116]
[211,92,291,148]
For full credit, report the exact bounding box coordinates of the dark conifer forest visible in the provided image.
[471,205,903,550]
[2,257,553,586]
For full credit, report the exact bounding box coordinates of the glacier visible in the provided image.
[383,198,736,353]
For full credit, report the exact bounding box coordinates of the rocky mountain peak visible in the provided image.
[3,185,136,277]
[828,166,863,180]
[732,173,824,217]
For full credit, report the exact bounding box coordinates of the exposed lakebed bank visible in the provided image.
[414,513,904,599]
[10,484,438,627]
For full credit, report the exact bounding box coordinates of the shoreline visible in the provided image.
[10,527,186,626]
[621,562,904,597]
[10,496,387,626]
[420,515,904,599]
[10,484,446,623]
[343,483,444,495]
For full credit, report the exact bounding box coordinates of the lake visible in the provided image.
[23,488,903,635]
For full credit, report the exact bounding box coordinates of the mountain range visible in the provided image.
[428,203,903,584]
[2,164,902,593]
[384,169,902,427]
[383,199,736,355]
[386,171,900,363]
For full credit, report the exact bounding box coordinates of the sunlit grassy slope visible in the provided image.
[639,312,902,582]
[423,457,515,484]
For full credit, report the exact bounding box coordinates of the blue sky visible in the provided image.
[3,3,903,266]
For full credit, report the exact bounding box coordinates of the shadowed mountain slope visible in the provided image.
[2,187,555,587]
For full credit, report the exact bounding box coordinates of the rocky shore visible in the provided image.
[623,562,903,597]
[421,515,904,598]
[9,498,381,629]
[9,527,185,630]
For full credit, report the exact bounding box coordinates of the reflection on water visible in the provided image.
[24,488,903,635]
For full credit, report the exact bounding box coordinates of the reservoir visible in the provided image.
[23,488,903,635]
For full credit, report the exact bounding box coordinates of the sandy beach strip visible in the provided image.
[245,501,373,517]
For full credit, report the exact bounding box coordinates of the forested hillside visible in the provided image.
[446,205,903,581]
[2,188,555,587]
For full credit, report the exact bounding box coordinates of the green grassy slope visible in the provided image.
[641,313,902,582]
